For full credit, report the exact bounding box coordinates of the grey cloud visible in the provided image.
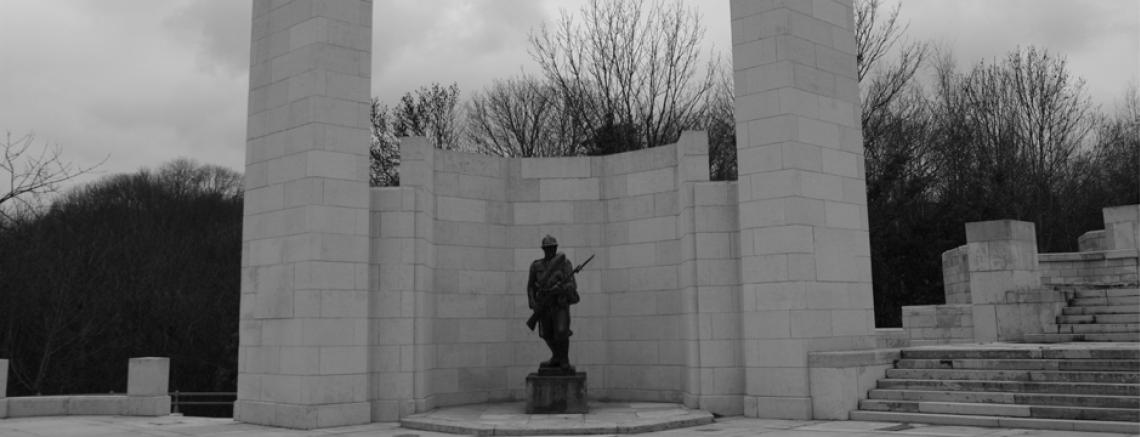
[163,0,252,76]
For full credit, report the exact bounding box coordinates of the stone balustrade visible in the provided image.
[0,357,169,418]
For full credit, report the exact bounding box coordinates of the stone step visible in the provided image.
[1058,313,1140,324]
[1023,332,1140,343]
[1055,323,1140,334]
[859,399,1139,422]
[1071,295,1140,306]
[1063,305,1140,315]
[877,378,1140,397]
[868,389,1140,409]
[895,358,1140,372]
[885,368,1140,384]
[901,346,1140,360]
[850,410,1140,434]
[1072,288,1140,299]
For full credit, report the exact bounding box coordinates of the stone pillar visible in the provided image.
[370,137,434,420]
[731,0,875,419]
[127,357,171,416]
[1104,205,1139,251]
[678,132,745,416]
[0,359,8,418]
[238,0,374,429]
[964,220,1040,341]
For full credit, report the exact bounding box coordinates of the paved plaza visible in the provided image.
[1,414,1136,437]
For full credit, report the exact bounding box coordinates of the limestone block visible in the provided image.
[741,310,791,339]
[799,171,844,201]
[972,304,998,342]
[128,357,169,396]
[808,367,855,419]
[627,168,675,196]
[436,196,486,223]
[317,346,367,375]
[1078,230,1107,252]
[514,202,573,225]
[746,367,809,397]
[8,396,67,417]
[521,157,591,179]
[69,396,126,415]
[300,374,369,405]
[0,398,6,418]
[126,395,171,416]
[821,148,859,178]
[539,178,600,201]
[1104,204,1139,250]
[966,220,1036,243]
[0,359,6,398]
[437,150,503,178]
[819,95,858,128]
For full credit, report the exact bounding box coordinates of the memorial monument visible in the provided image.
[238,0,873,429]
[524,235,589,413]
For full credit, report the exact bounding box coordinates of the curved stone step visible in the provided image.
[859,399,1138,422]
[895,358,1140,372]
[901,346,1140,360]
[877,378,1140,396]
[1063,305,1140,315]
[850,410,1140,434]
[1024,332,1140,343]
[885,368,1140,384]
[868,388,1140,408]
[1054,322,1140,334]
[1071,295,1140,306]
[1058,313,1140,324]
[1072,288,1140,299]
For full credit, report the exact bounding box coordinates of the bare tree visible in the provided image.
[855,0,929,137]
[466,75,579,157]
[393,83,463,151]
[703,63,736,181]
[529,0,718,154]
[930,46,1094,249]
[370,98,400,186]
[0,132,103,222]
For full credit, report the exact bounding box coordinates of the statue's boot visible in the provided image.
[556,339,573,371]
[541,339,559,368]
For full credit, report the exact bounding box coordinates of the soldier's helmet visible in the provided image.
[541,235,558,248]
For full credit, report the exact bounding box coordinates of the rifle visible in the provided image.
[526,254,594,331]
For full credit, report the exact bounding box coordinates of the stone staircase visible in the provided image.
[851,345,1140,433]
[1025,286,1140,343]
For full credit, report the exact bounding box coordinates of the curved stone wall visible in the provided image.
[369,133,742,416]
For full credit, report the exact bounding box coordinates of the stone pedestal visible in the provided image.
[525,372,588,414]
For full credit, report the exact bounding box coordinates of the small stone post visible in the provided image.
[0,359,8,418]
[126,357,171,416]
[964,220,1040,341]
[1104,205,1139,251]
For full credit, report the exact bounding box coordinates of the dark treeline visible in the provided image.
[0,160,242,396]
[856,0,1139,325]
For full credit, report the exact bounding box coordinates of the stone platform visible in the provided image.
[400,401,713,436]
[526,371,588,414]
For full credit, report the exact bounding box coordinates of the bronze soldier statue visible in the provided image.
[527,235,580,372]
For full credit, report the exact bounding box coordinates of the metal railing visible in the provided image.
[170,391,236,415]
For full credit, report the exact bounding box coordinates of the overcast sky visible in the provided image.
[0,0,1136,189]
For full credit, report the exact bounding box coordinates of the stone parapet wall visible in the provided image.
[1039,250,1139,285]
[0,357,169,419]
[901,304,973,346]
[370,133,742,414]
